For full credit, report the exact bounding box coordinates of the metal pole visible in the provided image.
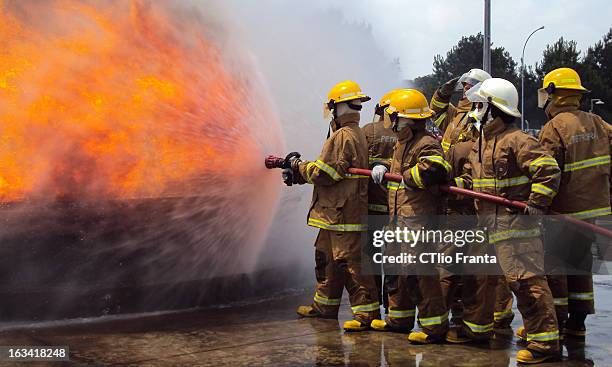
[521,26,545,131]
[483,0,491,73]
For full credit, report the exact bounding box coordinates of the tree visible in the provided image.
[413,33,518,100]
[535,37,582,78]
[582,28,612,122]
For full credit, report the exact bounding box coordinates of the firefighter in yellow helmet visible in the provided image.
[532,67,612,339]
[364,90,400,214]
[283,80,381,331]
[362,90,400,309]
[368,89,451,343]
[452,78,561,363]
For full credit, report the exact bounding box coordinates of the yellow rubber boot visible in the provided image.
[343,319,369,332]
[370,319,390,331]
[408,331,440,344]
[516,349,555,364]
[446,327,472,344]
[296,305,337,319]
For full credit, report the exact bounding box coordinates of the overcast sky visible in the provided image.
[311,0,612,79]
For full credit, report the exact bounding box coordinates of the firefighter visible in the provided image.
[368,89,450,343]
[362,90,399,308]
[284,80,381,332]
[534,67,612,338]
[430,68,491,146]
[435,69,514,330]
[452,78,561,363]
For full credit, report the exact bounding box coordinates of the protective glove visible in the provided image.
[371,165,388,184]
[281,152,301,186]
[421,165,448,186]
[524,203,546,216]
[282,168,293,186]
[440,76,460,98]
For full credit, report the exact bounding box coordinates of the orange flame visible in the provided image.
[0,0,278,202]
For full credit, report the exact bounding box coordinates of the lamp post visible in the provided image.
[521,25,545,131]
[483,0,491,73]
[590,98,605,113]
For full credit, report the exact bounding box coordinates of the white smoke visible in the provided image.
[204,0,402,272]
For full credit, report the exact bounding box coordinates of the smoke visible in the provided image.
[211,0,402,271]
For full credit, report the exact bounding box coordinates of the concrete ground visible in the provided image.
[1,281,611,366]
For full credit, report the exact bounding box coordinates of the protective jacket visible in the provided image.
[457,117,561,243]
[297,113,369,231]
[362,120,397,213]
[430,88,473,146]
[388,127,451,219]
[446,140,477,215]
[538,104,612,219]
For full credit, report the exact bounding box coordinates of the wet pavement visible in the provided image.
[1,280,611,366]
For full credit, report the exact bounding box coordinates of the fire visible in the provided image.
[0,0,279,202]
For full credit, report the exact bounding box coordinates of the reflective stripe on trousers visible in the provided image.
[388,309,416,319]
[419,312,448,326]
[307,218,367,232]
[314,292,341,306]
[526,330,560,342]
[464,320,494,333]
[568,292,594,301]
[493,309,514,322]
[351,302,380,313]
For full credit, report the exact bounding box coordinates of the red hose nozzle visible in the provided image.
[265,155,284,169]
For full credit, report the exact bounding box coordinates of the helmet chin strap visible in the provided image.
[478,101,493,164]
[347,101,363,111]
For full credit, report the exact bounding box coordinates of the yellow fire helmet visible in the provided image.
[538,67,589,108]
[378,89,400,107]
[385,89,433,120]
[327,80,371,104]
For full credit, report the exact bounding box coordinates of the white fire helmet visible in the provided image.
[466,78,521,118]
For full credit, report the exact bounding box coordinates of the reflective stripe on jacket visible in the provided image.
[460,118,561,243]
[538,105,612,218]
[298,113,369,231]
[388,127,451,220]
[362,120,397,213]
[429,88,473,137]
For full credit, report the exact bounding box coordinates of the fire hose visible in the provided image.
[265,155,612,239]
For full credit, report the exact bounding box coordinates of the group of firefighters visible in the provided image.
[277,67,612,364]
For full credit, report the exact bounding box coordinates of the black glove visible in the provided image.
[280,152,301,186]
[282,152,301,169]
[440,77,460,98]
[524,203,546,216]
[421,165,448,186]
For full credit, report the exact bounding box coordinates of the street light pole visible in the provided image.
[521,25,545,131]
[590,98,604,113]
[483,0,491,73]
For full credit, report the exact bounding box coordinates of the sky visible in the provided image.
[310,0,612,79]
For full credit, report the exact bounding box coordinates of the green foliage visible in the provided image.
[412,30,612,128]
[414,33,518,100]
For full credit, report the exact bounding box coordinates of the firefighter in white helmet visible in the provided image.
[452,78,561,364]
